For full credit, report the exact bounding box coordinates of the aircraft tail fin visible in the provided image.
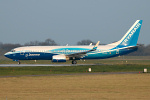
[117,20,143,47]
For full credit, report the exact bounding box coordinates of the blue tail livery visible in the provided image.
[4,20,143,64]
[117,20,142,47]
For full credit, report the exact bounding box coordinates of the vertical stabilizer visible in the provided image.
[117,20,142,47]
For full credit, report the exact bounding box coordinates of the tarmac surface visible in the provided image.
[0,64,108,67]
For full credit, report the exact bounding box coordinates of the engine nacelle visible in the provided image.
[52,55,68,62]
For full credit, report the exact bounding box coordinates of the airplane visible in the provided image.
[4,20,143,64]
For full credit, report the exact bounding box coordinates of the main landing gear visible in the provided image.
[18,61,21,65]
[72,60,77,64]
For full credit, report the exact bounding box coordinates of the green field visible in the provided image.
[0,64,150,76]
[0,56,150,76]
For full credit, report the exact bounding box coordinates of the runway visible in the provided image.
[0,64,107,67]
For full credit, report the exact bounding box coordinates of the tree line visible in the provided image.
[0,39,150,56]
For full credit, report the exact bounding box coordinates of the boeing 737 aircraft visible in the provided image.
[4,20,143,64]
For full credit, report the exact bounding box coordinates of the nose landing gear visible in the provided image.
[72,60,77,64]
[18,61,21,65]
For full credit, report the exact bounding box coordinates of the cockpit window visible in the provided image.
[10,49,16,52]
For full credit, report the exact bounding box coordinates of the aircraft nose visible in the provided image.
[4,52,10,58]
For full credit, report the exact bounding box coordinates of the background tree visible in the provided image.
[40,38,57,46]
[24,40,40,46]
[24,38,57,46]
[77,39,96,45]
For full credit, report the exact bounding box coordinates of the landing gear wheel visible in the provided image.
[18,61,21,65]
[72,60,77,64]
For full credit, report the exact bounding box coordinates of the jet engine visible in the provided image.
[52,55,69,62]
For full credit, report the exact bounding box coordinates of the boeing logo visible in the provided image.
[122,23,141,46]
[25,54,40,57]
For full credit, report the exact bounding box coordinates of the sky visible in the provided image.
[0,0,150,45]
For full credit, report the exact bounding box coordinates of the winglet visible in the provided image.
[92,41,100,50]
[89,43,92,46]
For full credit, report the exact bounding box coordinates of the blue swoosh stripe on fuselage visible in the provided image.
[9,47,137,60]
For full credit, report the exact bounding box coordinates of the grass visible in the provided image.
[0,56,150,100]
[0,56,150,76]
[0,64,149,76]
[0,74,150,100]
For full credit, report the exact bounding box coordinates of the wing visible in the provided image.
[66,41,100,59]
